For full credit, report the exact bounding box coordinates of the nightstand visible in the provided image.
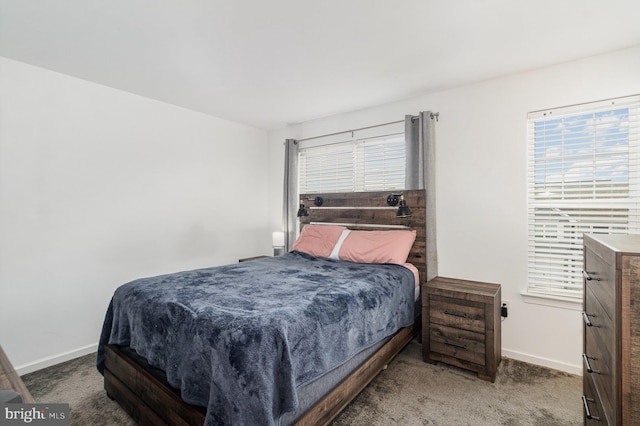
[422,276,501,382]
[238,255,269,262]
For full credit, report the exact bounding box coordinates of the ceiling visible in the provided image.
[1,0,640,130]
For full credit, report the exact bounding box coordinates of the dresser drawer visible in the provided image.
[583,373,608,425]
[430,324,485,366]
[584,245,616,322]
[584,322,614,424]
[583,286,614,361]
[429,295,485,333]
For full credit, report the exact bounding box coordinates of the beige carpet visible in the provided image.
[22,340,582,425]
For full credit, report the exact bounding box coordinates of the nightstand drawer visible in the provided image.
[430,324,485,366]
[429,295,485,333]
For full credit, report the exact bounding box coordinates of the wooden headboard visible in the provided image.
[298,189,426,283]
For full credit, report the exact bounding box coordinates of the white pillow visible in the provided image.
[329,229,351,259]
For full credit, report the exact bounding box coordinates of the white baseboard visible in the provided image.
[15,343,98,376]
[502,348,582,376]
[14,344,581,378]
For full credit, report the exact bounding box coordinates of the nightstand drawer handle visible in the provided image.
[444,340,467,350]
[582,312,600,328]
[444,309,468,319]
[582,395,601,421]
[582,270,601,281]
[582,353,601,374]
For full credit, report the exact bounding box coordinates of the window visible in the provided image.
[526,95,640,298]
[298,130,406,194]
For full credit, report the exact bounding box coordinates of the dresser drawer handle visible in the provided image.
[582,270,601,281]
[444,309,468,319]
[444,340,467,350]
[582,354,601,374]
[582,312,600,328]
[581,395,601,421]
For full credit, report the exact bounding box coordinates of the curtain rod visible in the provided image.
[296,119,403,143]
[295,112,439,143]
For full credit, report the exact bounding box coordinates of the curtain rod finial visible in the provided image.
[430,112,440,122]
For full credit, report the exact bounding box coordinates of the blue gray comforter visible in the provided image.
[97,251,415,425]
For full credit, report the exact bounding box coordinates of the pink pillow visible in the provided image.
[291,224,347,258]
[338,230,416,265]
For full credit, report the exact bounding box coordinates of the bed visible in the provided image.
[98,189,426,425]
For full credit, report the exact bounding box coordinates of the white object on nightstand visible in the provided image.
[272,231,285,256]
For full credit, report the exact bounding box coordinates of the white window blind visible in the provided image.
[526,95,640,297]
[299,132,406,194]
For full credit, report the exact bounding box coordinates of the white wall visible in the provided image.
[268,45,640,374]
[0,57,271,373]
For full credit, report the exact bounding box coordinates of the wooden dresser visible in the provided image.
[422,276,501,382]
[582,234,640,425]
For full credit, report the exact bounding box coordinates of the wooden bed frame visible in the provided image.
[103,189,426,425]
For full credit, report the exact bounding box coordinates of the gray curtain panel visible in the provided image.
[405,114,422,190]
[283,139,299,251]
[405,112,438,281]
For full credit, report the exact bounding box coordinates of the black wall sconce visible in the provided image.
[297,202,308,217]
[387,192,412,218]
[297,196,323,217]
